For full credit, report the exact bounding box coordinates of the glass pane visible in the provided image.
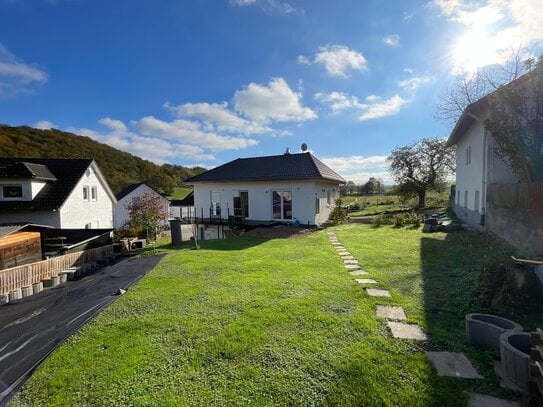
[272,191,281,219]
[3,185,22,198]
[283,191,292,219]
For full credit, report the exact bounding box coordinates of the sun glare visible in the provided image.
[453,27,499,75]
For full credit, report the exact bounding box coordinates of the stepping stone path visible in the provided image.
[343,259,359,265]
[349,269,369,276]
[387,321,427,341]
[354,278,377,285]
[425,352,482,379]
[337,251,350,256]
[344,264,362,270]
[341,255,355,260]
[366,288,391,297]
[376,305,406,321]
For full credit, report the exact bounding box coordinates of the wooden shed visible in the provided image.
[0,229,42,270]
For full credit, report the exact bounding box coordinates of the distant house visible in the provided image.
[0,159,116,229]
[447,67,543,252]
[184,152,345,234]
[114,183,170,229]
[169,191,194,220]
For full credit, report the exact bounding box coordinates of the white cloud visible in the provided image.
[132,116,258,151]
[383,34,400,47]
[34,120,56,130]
[314,91,364,113]
[321,155,393,184]
[398,75,432,90]
[164,101,274,135]
[229,0,301,14]
[298,44,367,78]
[432,0,543,74]
[233,77,317,122]
[359,94,408,121]
[230,0,256,5]
[98,117,128,133]
[0,43,48,98]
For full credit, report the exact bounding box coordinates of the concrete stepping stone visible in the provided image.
[366,288,390,297]
[349,269,369,276]
[326,232,335,236]
[376,305,406,321]
[467,393,519,407]
[344,264,362,270]
[334,246,346,250]
[337,251,350,256]
[343,259,359,265]
[331,242,342,246]
[354,278,377,285]
[387,321,427,340]
[341,255,355,260]
[425,352,483,379]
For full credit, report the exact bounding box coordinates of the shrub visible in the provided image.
[393,214,405,228]
[372,215,384,228]
[329,198,349,224]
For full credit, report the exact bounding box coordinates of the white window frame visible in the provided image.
[83,186,89,201]
[272,190,292,220]
[91,186,97,201]
[2,184,23,199]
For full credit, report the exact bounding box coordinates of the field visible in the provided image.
[12,225,542,406]
[167,186,193,200]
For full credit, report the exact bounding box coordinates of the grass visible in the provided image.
[167,186,192,200]
[13,226,543,406]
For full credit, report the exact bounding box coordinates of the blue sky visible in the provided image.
[1,0,542,183]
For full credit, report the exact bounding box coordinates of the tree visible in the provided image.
[484,57,543,181]
[125,192,169,241]
[361,177,385,195]
[340,181,357,196]
[436,49,531,124]
[387,138,455,208]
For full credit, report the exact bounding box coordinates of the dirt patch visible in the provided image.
[241,226,313,239]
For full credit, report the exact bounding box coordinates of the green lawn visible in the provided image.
[167,186,192,200]
[13,226,542,406]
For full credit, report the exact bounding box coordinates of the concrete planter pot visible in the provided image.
[465,313,523,350]
[499,331,531,391]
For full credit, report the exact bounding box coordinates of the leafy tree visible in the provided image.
[361,177,385,195]
[125,192,169,241]
[329,198,348,224]
[387,138,455,208]
[484,57,543,181]
[340,181,357,196]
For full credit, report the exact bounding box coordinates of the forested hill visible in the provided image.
[0,125,206,194]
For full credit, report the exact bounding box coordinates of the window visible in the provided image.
[240,191,249,218]
[474,190,480,213]
[210,191,221,216]
[83,186,89,201]
[464,190,468,209]
[272,190,292,220]
[91,186,97,201]
[327,190,332,205]
[465,145,471,165]
[2,185,22,198]
[457,190,461,205]
[315,197,320,214]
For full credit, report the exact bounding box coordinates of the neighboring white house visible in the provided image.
[114,183,170,229]
[446,67,542,252]
[0,159,116,229]
[184,151,345,239]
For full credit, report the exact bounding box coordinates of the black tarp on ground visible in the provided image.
[0,254,164,405]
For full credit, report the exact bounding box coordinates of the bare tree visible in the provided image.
[436,48,531,124]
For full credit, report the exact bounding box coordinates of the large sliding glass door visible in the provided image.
[272,190,292,220]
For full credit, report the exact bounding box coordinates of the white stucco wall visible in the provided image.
[114,184,170,229]
[193,180,340,226]
[60,163,115,228]
[170,205,195,219]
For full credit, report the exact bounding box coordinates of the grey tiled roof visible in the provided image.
[0,162,57,180]
[0,158,93,212]
[185,153,345,184]
[115,183,145,200]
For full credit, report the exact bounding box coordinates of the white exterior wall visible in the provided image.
[60,163,114,228]
[170,205,194,219]
[114,184,170,229]
[193,180,339,226]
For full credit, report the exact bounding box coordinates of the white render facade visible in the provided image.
[0,160,116,229]
[114,184,170,229]
[193,179,339,227]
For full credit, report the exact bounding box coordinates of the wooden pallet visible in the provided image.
[530,328,543,401]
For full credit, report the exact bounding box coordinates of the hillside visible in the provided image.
[0,125,206,194]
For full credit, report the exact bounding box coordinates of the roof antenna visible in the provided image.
[284,147,291,155]
[301,143,308,153]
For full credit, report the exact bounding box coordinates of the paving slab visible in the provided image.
[387,321,427,340]
[337,251,350,256]
[334,246,346,251]
[375,305,406,320]
[345,264,362,270]
[341,255,355,260]
[348,269,369,276]
[331,242,342,246]
[354,278,377,285]
[467,393,520,407]
[343,259,359,265]
[425,352,483,379]
[366,288,390,297]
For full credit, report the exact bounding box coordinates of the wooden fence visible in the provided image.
[0,245,114,295]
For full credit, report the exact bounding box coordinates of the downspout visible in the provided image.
[481,127,487,228]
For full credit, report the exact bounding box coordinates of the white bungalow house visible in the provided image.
[446,67,543,252]
[113,183,170,229]
[0,159,116,229]
[184,151,345,239]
